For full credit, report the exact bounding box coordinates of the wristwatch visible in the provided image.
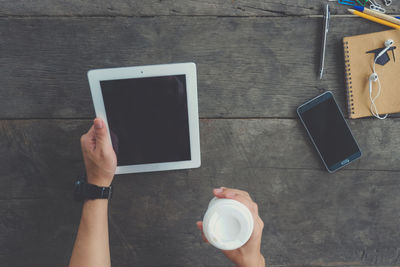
[74,176,113,200]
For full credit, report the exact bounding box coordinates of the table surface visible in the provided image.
[2,1,400,266]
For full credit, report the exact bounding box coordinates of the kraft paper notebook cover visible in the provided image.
[343,29,400,119]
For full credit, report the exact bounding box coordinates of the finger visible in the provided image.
[213,188,257,215]
[214,187,252,201]
[80,134,90,151]
[87,126,96,145]
[201,232,208,243]
[250,217,264,243]
[80,134,88,151]
[253,217,264,236]
[81,125,95,143]
[86,124,95,135]
[196,221,209,243]
[196,221,203,230]
[228,194,255,213]
[93,118,110,149]
[80,125,95,151]
[257,217,264,231]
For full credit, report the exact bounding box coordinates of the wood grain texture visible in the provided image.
[111,168,400,266]
[1,119,400,266]
[1,0,400,16]
[2,0,400,265]
[0,16,395,119]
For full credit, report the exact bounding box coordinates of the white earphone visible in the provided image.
[368,39,393,120]
[376,39,394,59]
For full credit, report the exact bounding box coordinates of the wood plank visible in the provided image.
[1,120,400,266]
[4,168,400,266]
[0,199,81,266]
[1,117,400,202]
[0,17,395,119]
[1,0,400,16]
[200,118,400,172]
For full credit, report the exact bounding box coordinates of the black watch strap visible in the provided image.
[74,179,112,200]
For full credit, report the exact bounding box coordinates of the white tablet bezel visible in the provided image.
[87,63,201,174]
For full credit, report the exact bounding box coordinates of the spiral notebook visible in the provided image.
[343,29,400,119]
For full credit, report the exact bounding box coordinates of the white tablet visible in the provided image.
[87,63,201,174]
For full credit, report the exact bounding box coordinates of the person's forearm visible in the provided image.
[69,199,110,267]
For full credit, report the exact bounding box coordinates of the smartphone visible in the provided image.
[297,91,361,173]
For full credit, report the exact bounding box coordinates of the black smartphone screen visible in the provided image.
[100,75,191,166]
[297,92,361,172]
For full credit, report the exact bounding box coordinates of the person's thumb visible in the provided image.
[94,118,108,146]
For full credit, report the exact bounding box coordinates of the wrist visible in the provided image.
[84,198,109,204]
[87,176,113,187]
[74,178,113,201]
[235,253,265,267]
[258,254,265,267]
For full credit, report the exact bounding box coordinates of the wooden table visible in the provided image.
[2,1,400,266]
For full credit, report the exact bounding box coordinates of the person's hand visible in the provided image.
[80,118,117,187]
[196,187,265,267]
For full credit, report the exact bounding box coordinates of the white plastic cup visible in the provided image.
[202,197,254,250]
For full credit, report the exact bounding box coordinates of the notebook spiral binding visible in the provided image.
[343,40,355,117]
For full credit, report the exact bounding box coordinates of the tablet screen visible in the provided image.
[100,75,191,166]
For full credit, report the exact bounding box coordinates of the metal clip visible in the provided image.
[384,0,392,6]
[369,0,386,13]
[369,4,386,12]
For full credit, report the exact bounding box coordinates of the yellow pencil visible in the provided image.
[353,6,400,26]
[348,9,400,30]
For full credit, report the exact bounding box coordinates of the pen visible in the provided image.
[348,9,400,29]
[353,5,400,25]
[319,4,330,80]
